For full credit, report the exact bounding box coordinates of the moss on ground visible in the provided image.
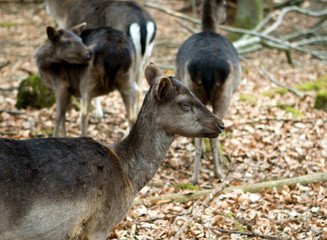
[295,76,327,91]
[262,88,288,97]
[239,94,257,105]
[173,183,197,191]
[276,104,303,117]
[314,90,327,111]
[16,74,55,109]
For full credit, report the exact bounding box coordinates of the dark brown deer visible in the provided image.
[175,0,242,184]
[0,63,224,240]
[45,0,156,116]
[35,24,136,137]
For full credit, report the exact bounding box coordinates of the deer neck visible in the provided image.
[112,98,175,195]
[35,44,59,69]
[201,0,218,32]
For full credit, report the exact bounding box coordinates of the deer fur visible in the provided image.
[45,0,156,117]
[175,0,242,184]
[0,62,224,240]
[35,24,136,137]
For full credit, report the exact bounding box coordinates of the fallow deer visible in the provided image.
[45,0,156,116]
[35,24,136,136]
[175,0,242,184]
[0,62,224,240]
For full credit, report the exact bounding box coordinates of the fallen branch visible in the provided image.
[260,66,304,98]
[145,2,200,25]
[225,172,327,193]
[133,172,327,205]
[0,61,10,69]
[0,110,25,115]
[263,6,327,35]
[224,118,327,131]
[145,2,327,60]
[176,19,197,34]
[0,87,18,92]
[209,227,284,240]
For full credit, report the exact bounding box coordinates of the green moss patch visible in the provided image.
[314,90,327,112]
[276,104,303,118]
[0,22,29,27]
[262,88,288,97]
[173,183,197,191]
[295,77,327,92]
[239,94,257,105]
[16,74,55,109]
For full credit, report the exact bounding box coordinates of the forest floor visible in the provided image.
[0,0,327,239]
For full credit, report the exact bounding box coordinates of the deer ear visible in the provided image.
[145,62,164,87]
[156,77,172,100]
[46,26,58,41]
[70,22,86,35]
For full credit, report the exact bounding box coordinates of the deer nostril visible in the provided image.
[218,123,225,133]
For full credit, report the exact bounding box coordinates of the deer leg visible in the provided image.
[212,81,234,179]
[117,74,136,131]
[93,97,104,120]
[190,138,203,185]
[80,93,92,136]
[210,137,225,179]
[53,87,70,137]
[135,80,142,115]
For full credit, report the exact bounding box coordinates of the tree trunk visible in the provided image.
[234,0,263,29]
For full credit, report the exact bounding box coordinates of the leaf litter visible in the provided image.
[0,1,327,239]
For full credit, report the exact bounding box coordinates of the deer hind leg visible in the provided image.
[117,72,136,131]
[211,80,235,179]
[53,85,71,137]
[129,23,142,114]
[190,137,204,185]
[93,97,104,120]
[210,137,225,179]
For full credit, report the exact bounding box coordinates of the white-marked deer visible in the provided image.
[175,0,242,184]
[35,24,136,137]
[0,63,224,240]
[45,0,156,117]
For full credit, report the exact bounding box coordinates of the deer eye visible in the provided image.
[179,101,191,111]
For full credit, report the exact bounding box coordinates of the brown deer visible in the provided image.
[45,0,156,117]
[175,0,242,184]
[0,63,224,240]
[35,24,136,137]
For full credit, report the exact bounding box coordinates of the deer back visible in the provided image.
[0,137,133,239]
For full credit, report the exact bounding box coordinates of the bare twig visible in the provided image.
[295,36,327,46]
[134,172,327,205]
[0,110,25,115]
[145,2,327,60]
[282,18,327,41]
[224,118,327,131]
[0,87,18,92]
[260,66,304,98]
[176,18,198,34]
[0,61,10,69]
[209,227,285,240]
[144,2,200,25]
[263,6,327,35]
[224,27,326,60]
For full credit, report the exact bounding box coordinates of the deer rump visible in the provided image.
[0,137,133,240]
[81,27,135,93]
